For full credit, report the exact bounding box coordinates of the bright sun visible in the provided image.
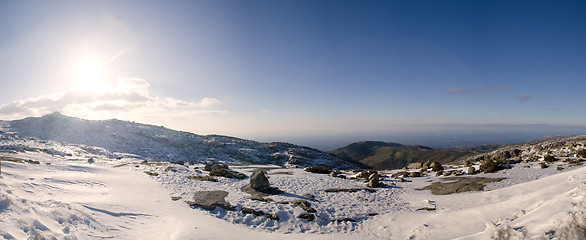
[76,61,106,91]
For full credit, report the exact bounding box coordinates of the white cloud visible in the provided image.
[446,88,477,94]
[515,94,533,102]
[0,77,225,121]
[487,86,510,91]
[197,97,221,108]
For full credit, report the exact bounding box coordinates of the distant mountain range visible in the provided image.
[2,112,580,171]
[0,112,365,169]
[329,135,579,170]
[329,141,475,170]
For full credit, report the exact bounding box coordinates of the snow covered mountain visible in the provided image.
[1,115,586,239]
[0,112,364,169]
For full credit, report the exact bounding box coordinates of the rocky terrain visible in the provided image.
[1,115,586,239]
[0,112,365,169]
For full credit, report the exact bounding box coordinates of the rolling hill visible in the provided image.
[0,112,365,169]
[330,141,474,170]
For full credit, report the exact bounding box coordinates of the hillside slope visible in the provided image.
[2,133,586,239]
[330,141,473,170]
[0,112,364,169]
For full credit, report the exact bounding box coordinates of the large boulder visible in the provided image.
[250,169,270,190]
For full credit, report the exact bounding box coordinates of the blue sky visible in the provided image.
[1,0,585,142]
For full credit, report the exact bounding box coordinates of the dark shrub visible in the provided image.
[540,162,548,169]
[544,155,558,162]
[577,149,586,158]
[431,162,444,172]
[305,166,332,174]
[480,159,500,173]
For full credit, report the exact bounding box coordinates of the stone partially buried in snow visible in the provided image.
[190,191,234,210]
[250,169,270,190]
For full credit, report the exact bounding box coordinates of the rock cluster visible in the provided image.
[367,172,385,188]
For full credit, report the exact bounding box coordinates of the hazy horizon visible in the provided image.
[242,123,586,151]
[1,1,585,142]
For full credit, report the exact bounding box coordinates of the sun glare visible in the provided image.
[76,61,107,91]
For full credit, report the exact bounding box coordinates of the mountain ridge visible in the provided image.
[0,112,366,169]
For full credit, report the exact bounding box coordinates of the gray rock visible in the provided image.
[367,172,384,188]
[409,171,422,177]
[407,162,423,169]
[250,169,270,190]
[368,178,382,188]
[190,191,233,210]
[467,166,476,175]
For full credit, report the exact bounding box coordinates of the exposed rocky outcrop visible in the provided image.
[186,175,218,182]
[3,112,366,169]
[407,162,423,169]
[209,168,246,179]
[190,191,234,210]
[204,162,228,171]
[417,177,506,195]
[367,172,385,188]
[250,169,270,190]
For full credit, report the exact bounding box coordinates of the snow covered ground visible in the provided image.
[0,153,355,240]
[2,146,586,239]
